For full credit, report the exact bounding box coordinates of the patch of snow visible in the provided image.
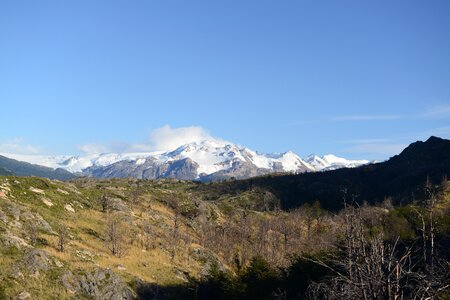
[135,158,146,165]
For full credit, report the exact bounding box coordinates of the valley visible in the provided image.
[0,137,449,299]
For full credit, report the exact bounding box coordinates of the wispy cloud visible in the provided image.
[337,137,407,159]
[286,104,450,126]
[423,126,450,138]
[0,138,41,155]
[338,138,393,144]
[344,142,407,157]
[282,120,323,127]
[78,125,224,154]
[340,127,450,159]
[420,104,450,119]
[334,104,450,122]
[332,115,402,121]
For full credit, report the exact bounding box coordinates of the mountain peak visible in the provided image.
[426,136,444,143]
[391,136,450,165]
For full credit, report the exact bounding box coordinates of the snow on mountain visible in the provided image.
[305,154,370,171]
[258,151,314,172]
[304,155,327,171]
[162,140,243,174]
[1,139,370,179]
[148,140,314,176]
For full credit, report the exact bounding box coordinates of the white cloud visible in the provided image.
[0,138,41,155]
[146,125,218,151]
[78,125,222,154]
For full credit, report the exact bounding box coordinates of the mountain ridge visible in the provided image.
[0,155,76,180]
[0,139,371,181]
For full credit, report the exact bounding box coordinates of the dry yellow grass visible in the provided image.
[37,198,204,288]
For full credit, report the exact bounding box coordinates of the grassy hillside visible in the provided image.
[0,177,209,298]
[0,176,308,298]
[0,175,448,299]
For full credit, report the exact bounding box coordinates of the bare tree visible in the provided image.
[142,221,155,250]
[424,179,438,271]
[100,193,111,213]
[411,180,450,298]
[105,213,129,257]
[273,212,293,257]
[129,184,142,206]
[26,221,39,246]
[306,205,417,300]
[56,225,68,252]
[170,209,181,261]
[307,198,450,300]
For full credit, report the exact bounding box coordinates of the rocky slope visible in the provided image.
[0,176,228,299]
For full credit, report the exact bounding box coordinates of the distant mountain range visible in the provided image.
[0,139,370,181]
[0,155,75,180]
[1,136,449,210]
[201,136,450,210]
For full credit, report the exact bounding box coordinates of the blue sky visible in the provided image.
[0,1,449,160]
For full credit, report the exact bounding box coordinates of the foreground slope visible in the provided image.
[0,176,307,299]
[0,177,209,299]
[0,171,449,299]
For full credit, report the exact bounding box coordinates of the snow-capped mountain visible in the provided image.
[79,140,316,180]
[0,139,371,181]
[162,140,314,175]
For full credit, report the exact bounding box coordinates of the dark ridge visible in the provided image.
[0,166,14,176]
[196,136,450,210]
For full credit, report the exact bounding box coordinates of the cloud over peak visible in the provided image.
[78,125,223,154]
[147,125,218,151]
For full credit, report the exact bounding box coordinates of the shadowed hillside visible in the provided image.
[0,155,75,181]
[193,137,450,210]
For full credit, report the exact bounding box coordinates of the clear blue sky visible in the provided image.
[1,0,449,160]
